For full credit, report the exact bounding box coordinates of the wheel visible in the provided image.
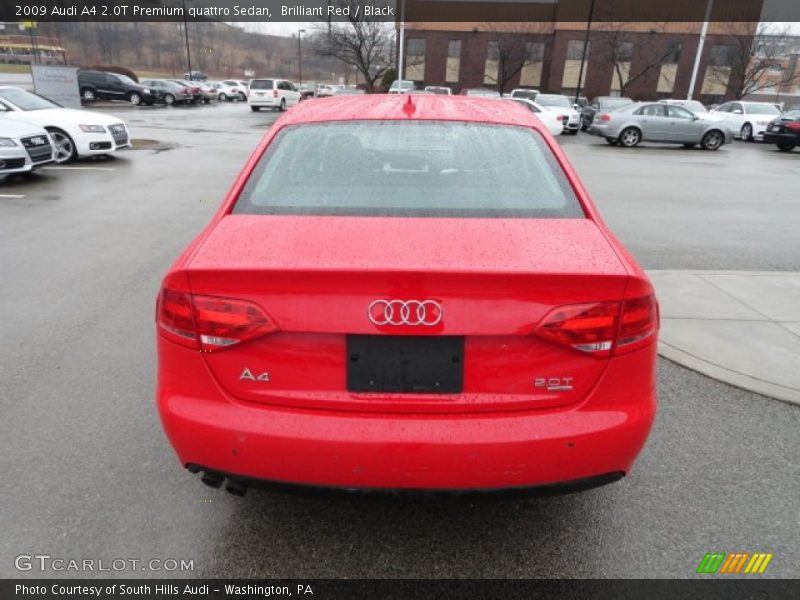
[777,144,796,152]
[619,127,641,148]
[218,93,227,101]
[239,93,247,101]
[740,122,753,141]
[81,88,96,102]
[129,92,142,106]
[250,106,260,112]
[164,93,175,106]
[605,138,618,146]
[701,130,724,151]
[46,128,77,163]
[279,98,286,112]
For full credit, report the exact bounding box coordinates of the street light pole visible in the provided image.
[181,0,192,78]
[687,0,714,100]
[298,28,305,85]
[574,0,595,106]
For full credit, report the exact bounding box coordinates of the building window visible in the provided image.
[664,41,683,64]
[520,41,545,87]
[709,45,735,66]
[405,38,426,82]
[484,41,500,84]
[658,41,683,94]
[563,40,590,89]
[446,40,461,83]
[615,41,634,62]
[702,44,735,95]
[610,41,634,92]
[566,39,588,61]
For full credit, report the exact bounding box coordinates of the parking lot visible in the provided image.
[1,101,798,578]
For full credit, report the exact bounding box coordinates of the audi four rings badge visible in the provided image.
[368,299,443,326]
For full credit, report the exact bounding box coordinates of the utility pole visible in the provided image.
[574,0,595,105]
[181,0,192,78]
[687,0,714,100]
[297,28,305,85]
[397,0,406,80]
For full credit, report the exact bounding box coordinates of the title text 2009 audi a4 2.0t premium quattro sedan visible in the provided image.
[156,95,659,496]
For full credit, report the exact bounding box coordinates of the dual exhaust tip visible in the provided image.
[187,464,248,497]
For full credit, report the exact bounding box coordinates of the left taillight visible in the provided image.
[157,284,276,352]
[535,294,658,358]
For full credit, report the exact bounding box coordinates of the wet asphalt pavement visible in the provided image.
[0,101,798,578]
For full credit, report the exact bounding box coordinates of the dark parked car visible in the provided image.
[183,71,208,81]
[763,109,800,152]
[581,96,634,130]
[139,79,194,106]
[78,70,156,106]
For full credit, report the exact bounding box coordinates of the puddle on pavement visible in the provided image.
[130,139,181,153]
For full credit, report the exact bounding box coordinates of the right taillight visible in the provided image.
[157,285,276,352]
[535,294,658,358]
[273,89,278,98]
[616,295,659,354]
[597,113,611,122]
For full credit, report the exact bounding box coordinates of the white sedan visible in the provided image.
[709,101,783,141]
[502,97,564,137]
[534,94,581,134]
[0,120,55,174]
[0,87,130,162]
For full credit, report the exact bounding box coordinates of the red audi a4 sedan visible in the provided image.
[156,95,658,496]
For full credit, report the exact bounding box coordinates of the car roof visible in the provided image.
[276,94,547,132]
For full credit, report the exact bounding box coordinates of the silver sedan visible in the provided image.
[588,102,733,150]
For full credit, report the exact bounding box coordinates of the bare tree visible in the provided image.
[588,22,682,97]
[311,1,395,92]
[706,22,800,99]
[465,23,550,94]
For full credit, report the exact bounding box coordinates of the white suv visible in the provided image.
[248,79,301,112]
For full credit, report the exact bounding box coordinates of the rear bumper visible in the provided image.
[763,132,800,145]
[157,340,656,491]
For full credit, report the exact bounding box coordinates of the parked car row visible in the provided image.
[0,86,130,174]
[78,70,249,106]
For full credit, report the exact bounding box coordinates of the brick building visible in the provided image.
[399,0,766,103]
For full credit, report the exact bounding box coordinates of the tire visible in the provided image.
[218,93,227,102]
[279,98,286,112]
[46,127,77,163]
[129,92,142,106]
[619,127,641,148]
[777,144,795,152]
[81,88,96,102]
[740,122,753,141]
[701,130,724,151]
[250,106,260,112]
[605,138,618,146]
[164,93,175,106]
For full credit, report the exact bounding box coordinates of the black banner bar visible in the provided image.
[3,580,800,600]
[4,0,800,22]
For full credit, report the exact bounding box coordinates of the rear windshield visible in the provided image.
[600,97,633,108]
[234,121,584,219]
[537,95,571,107]
[250,79,273,90]
[745,103,780,115]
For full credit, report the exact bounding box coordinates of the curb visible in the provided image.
[657,340,800,406]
